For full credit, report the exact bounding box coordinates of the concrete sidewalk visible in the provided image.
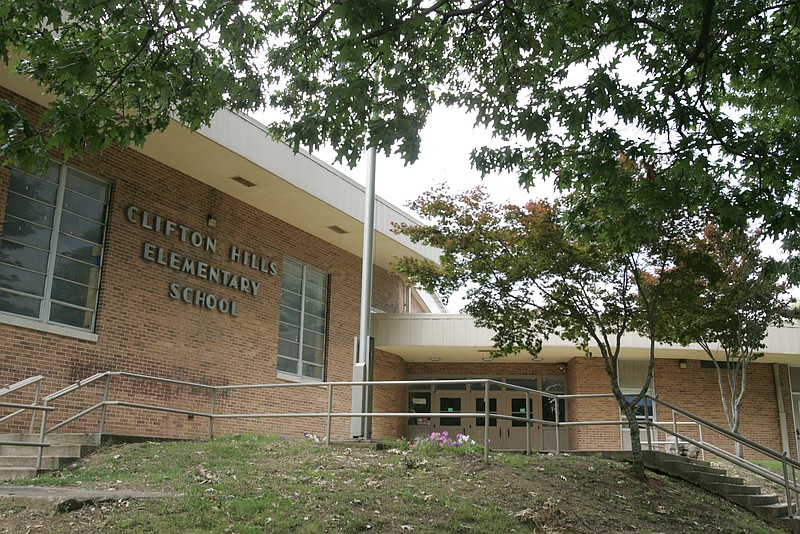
[0,484,181,512]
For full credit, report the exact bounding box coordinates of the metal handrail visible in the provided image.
[19,369,800,513]
[0,375,45,433]
[0,402,53,412]
[33,375,558,466]
[650,395,800,470]
[647,394,800,517]
[42,372,109,402]
[0,375,44,397]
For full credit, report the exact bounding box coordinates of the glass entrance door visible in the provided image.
[431,388,468,437]
[409,377,570,452]
[540,378,569,451]
[471,394,500,448]
[468,389,538,451]
[505,395,535,451]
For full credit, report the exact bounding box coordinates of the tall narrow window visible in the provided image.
[277,259,328,380]
[0,163,110,331]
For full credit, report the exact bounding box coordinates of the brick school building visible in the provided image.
[2,70,799,460]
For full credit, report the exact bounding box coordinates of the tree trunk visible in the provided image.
[623,404,646,479]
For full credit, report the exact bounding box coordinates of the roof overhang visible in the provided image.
[0,67,441,272]
[373,314,800,364]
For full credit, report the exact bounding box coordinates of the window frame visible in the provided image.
[0,162,110,337]
[276,258,329,382]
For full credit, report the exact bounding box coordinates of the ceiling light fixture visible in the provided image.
[230,176,256,187]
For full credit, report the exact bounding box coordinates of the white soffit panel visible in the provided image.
[372,314,800,364]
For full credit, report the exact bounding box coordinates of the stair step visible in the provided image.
[643,451,712,467]
[0,443,97,457]
[778,515,800,533]
[661,461,726,476]
[0,467,39,480]
[0,455,80,469]
[0,433,100,445]
[727,493,780,507]
[702,482,762,496]
[749,502,793,521]
[682,471,746,486]
[0,433,100,479]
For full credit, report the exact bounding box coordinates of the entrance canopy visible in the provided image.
[372,314,800,364]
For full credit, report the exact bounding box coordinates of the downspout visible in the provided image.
[774,363,791,455]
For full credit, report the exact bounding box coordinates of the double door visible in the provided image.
[431,387,564,451]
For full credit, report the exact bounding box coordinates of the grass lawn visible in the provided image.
[0,434,788,533]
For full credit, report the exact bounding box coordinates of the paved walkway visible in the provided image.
[0,484,180,511]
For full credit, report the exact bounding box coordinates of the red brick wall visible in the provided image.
[655,359,785,460]
[372,349,409,438]
[565,357,621,451]
[564,356,790,460]
[0,88,407,442]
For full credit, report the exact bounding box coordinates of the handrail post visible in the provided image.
[326,384,333,447]
[672,410,677,451]
[699,424,705,461]
[644,396,653,451]
[99,374,111,436]
[793,463,799,517]
[484,381,489,464]
[784,453,793,518]
[555,394,562,454]
[36,399,49,472]
[525,391,531,455]
[29,380,42,434]
[209,389,217,440]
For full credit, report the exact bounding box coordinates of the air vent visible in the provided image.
[327,225,348,234]
[230,176,256,187]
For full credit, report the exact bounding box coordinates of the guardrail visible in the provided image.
[0,375,53,434]
[2,371,797,515]
[647,395,800,517]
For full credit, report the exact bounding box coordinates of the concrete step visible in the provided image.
[727,493,780,507]
[642,450,713,467]
[0,433,100,446]
[681,470,746,486]
[0,443,97,457]
[702,481,762,496]
[0,455,78,469]
[0,467,38,480]
[749,502,793,521]
[778,515,800,533]
[0,433,100,480]
[642,447,800,531]
[660,460,726,476]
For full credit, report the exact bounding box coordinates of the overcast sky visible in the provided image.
[254,105,557,313]
[312,106,556,213]
[254,104,793,313]
[288,106,558,314]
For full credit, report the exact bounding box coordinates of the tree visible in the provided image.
[4,2,798,257]
[0,0,270,169]
[394,184,693,478]
[652,226,792,457]
[255,1,800,264]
